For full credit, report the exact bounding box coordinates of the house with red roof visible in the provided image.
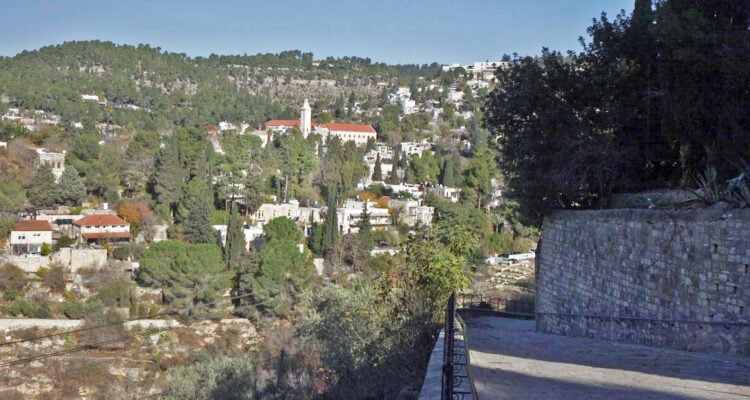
[10,220,53,255]
[73,214,132,244]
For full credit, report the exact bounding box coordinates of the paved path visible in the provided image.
[465,317,750,400]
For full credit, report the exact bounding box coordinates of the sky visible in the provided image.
[1,0,635,65]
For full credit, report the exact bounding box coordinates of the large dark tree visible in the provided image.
[151,134,184,219]
[485,0,750,226]
[27,164,58,207]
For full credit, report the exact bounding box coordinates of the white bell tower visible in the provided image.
[300,98,312,137]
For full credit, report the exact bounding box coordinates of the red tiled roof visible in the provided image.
[266,119,300,127]
[13,220,52,232]
[323,122,376,133]
[265,119,318,128]
[82,232,132,240]
[74,214,129,227]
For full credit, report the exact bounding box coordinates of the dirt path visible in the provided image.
[465,317,750,400]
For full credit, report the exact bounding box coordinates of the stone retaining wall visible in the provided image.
[536,205,750,355]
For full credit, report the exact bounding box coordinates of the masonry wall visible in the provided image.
[536,205,750,355]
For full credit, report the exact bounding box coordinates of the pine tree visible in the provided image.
[388,148,400,184]
[372,153,383,181]
[27,164,58,207]
[57,166,86,206]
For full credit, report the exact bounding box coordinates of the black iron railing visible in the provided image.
[456,293,535,315]
[442,293,474,400]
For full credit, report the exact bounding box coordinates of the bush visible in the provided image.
[111,242,146,261]
[64,298,86,319]
[55,235,74,250]
[95,278,134,308]
[40,242,52,256]
[33,301,51,318]
[8,297,36,317]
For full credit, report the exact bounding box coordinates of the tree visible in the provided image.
[151,134,184,219]
[388,148,400,184]
[180,177,216,244]
[321,187,339,255]
[138,241,232,319]
[372,153,382,181]
[224,202,251,273]
[235,220,314,320]
[27,163,57,207]
[356,202,373,252]
[56,166,86,206]
[461,147,497,208]
[262,216,303,243]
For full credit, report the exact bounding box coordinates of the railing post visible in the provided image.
[442,292,456,400]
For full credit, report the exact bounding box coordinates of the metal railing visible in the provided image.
[442,293,475,400]
[456,293,535,315]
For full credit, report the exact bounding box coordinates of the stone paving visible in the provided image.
[465,317,750,400]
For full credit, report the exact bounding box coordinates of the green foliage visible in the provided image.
[54,235,74,250]
[63,297,86,319]
[237,238,314,320]
[151,134,184,218]
[408,150,440,184]
[8,297,37,317]
[26,163,57,207]
[321,187,339,255]
[460,147,496,208]
[111,242,146,261]
[94,278,135,308]
[224,202,252,273]
[262,216,303,243]
[372,153,382,181]
[56,166,86,206]
[0,181,27,212]
[138,241,232,319]
[180,177,217,244]
[40,242,51,256]
[485,2,750,226]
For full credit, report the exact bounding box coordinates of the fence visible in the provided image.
[456,293,535,315]
[442,293,475,400]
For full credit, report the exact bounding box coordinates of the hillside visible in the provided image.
[0,40,442,129]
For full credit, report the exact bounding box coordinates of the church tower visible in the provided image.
[300,98,312,137]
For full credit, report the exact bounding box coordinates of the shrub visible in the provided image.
[40,242,52,256]
[94,278,135,307]
[55,235,74,250]
[64,298,86,319]
[8,297,36,317]
[33,301,51,318]
[111,242,146,261]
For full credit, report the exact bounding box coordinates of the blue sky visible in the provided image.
[1,1,634,65]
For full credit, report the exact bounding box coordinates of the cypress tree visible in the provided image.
[57,166,86,206]
[357,201,373,251]
[322,187,339,253]
[388,148,400,184]
[224,202,251,273]
[372,153,383,181]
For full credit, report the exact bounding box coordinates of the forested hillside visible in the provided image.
[0,40,442,129]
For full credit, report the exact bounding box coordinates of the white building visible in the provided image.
[337,200,391,234]
[300,98,312,136]
[250,201,301,227]
[388,199,434,227]
[429,184,461,203]
[265,100,377,146]
[398,140,433,158]
[10,220,53,255]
